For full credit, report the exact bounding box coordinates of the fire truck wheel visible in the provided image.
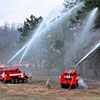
[11,78,15,84]
[75,83,78,88]
[61,84,65,88]
[23,77,28,83]
[15,78,18,83]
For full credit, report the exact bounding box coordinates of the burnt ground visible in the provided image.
[0,71,100,100]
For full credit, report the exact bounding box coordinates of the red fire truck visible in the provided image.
[0,67,28,84]
[60,69,79,88]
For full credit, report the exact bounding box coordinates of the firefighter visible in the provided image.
[46,79,51,89]
[28,73,32,84]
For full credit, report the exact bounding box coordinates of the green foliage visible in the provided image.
[18,15,43,43]
[64,0,100,28]
[64,0,79,8]
[81,0,100,10]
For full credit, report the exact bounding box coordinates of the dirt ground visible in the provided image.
[0,70,100,100]
[0,78,100,100]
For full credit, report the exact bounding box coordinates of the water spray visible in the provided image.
[81,7,98,34]
[7,43,28,64]
[62,42,100,89]
[19,2,84,63]
[7,2,83,64]
[74,42,100,68]
[72,7,98,68]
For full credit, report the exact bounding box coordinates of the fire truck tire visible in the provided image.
[11,78,15,84]
[15,78,18,83]
[23,77,28,83]
[61,84,65,88]
[75,83,78,88]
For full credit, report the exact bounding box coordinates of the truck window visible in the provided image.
[73,73,77,75]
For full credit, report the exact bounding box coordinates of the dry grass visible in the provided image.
[0,79,100,100]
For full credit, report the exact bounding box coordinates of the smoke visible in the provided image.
[78,78,88,89]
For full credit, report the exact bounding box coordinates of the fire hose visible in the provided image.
[68,77,74,89]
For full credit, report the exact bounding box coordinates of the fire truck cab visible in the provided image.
[0,68,28,84]
[60,69,79,88]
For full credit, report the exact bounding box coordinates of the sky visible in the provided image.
[0,0,65,26]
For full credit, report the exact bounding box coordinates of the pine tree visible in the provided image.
[18,15,43,44]
[81,0,100,10]
[80,0,100,28]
